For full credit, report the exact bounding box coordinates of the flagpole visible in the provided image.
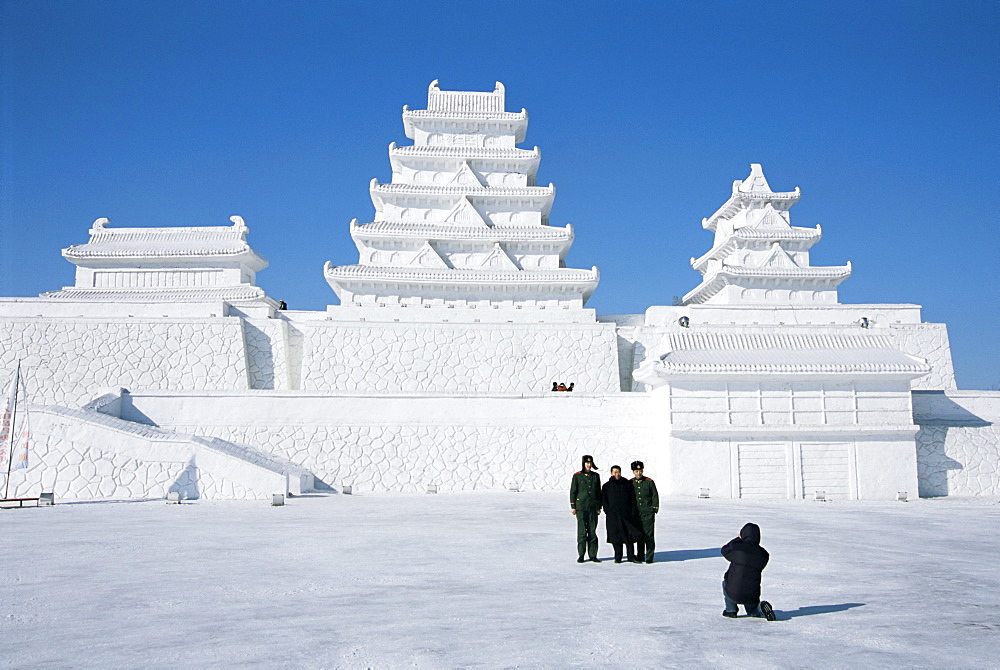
[3,360,20,499]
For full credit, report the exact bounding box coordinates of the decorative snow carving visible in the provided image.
[409,242,449,269]
[449,161,486,187]
[325,82,598,312]
[742,204,791,231]
[762,243,799,268]
[684,164,851,305]
[478,243,519,270]
[443,196,489,226]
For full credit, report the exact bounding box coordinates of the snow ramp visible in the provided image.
[5,401,315,501]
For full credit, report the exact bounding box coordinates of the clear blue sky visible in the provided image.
[1,0,997,389]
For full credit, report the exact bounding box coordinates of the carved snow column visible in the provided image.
[324,80,599,317]
[683,164,851,305]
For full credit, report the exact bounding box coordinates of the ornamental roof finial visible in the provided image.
[739,163,772,194]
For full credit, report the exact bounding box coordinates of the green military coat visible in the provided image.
[632,476,659,514]
[570,470,602,512]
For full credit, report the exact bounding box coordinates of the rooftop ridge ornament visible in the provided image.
[737,163,772,193]
[426,79,506,113]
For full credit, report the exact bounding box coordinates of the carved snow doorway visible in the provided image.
[796,442,855,500]
[734,442,790,499]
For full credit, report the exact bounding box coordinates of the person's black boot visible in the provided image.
[722,610,738,618]
[589,557,601,563]
[577,556,585,563]
[760,601,776,621]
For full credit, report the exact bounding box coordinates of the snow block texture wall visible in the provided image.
[0,317,249,405]
[121,392,657,494]
[4,403,309,500]
[299,322,621,393]
[913,391,1000,497]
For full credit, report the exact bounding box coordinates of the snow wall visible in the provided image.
[2,399,312,501]
[913,391,1000,497]
[1,310,993,500]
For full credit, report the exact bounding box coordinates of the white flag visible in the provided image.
[13,424,29,470]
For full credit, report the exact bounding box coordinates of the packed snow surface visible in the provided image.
[1,492,997,668]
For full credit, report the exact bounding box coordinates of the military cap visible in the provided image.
[631,460,644,471]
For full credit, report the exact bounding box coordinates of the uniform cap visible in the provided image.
[630,460,644,471]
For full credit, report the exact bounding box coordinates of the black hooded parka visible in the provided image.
[721,522,770,603]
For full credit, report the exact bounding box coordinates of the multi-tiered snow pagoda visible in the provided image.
[324,80,599,320]
[684,164,852,305]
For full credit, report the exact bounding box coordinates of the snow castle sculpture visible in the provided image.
[0,81,996,501]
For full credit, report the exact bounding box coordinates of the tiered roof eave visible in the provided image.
[324,263,599,302]
[60,216,268,272]
[349,219,573,244]
[690,225,823,272]
[702,165,802,232]
[369,180,556,217]
[388,143,541,178]
[633,332,932,385]
[402,107,528,142]
[682,261,853,305]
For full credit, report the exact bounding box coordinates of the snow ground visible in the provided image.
[1,492,998,668]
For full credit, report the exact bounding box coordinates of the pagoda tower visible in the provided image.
[324,80,599,318]
[683,164,852,305]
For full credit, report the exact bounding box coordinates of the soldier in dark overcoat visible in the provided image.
[569,454,602,563]
[601,465,642,563]
[630,460,659,563]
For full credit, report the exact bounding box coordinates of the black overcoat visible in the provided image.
[721,522,770,603]
[601,476,642,544]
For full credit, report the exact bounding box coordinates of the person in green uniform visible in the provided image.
[630,460,659,563]
[570,454,602,563]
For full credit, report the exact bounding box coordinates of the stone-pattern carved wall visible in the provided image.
[4,406,293,500]
[178,423,655,493]
[0,318,249,405]
[916,424,1000,497]
[890,324,956,390]
[300,322,620,393]
[243,319,289,390]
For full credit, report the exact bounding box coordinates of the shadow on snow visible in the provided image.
[775,603,866,620]
[653,548,720,562]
